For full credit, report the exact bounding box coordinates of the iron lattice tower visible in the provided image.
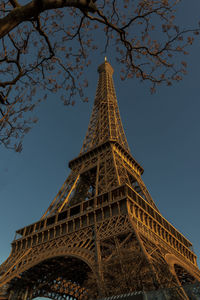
[0,60,200,300]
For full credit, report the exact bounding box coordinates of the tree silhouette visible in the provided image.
[0,0,199,151]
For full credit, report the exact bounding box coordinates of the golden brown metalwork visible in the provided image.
[0,60,200,299]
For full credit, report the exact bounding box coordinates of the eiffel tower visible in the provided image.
[0,59,200,300]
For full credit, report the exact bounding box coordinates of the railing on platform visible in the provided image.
[98,282,200,300]
[126,184,197,266]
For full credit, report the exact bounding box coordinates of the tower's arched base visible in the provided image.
[1,60,200,300]
[7,256,94,300]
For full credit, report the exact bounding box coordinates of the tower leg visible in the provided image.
[169,265,190,300]
[93,223,105,298]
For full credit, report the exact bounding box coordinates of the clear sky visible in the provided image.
[0,1,200,299]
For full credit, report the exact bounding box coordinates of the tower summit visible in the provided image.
[80,59,130,154]
[0,60,200,299]
[41,59,157,217]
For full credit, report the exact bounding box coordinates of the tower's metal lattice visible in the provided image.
[0,61,200,300]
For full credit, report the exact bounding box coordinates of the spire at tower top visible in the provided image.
[97,58,114,75]
[80,60,130,154]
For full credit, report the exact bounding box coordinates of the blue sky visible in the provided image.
[0,1,200,299]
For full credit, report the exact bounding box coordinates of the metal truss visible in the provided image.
[0,60,200,300]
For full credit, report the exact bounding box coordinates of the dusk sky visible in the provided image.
[0,1,200,299]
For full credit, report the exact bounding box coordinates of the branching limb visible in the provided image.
[0,0,97,39]
[0,0,199,151]
[9,0,20,8]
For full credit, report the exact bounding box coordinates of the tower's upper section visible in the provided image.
[80,59,130,154]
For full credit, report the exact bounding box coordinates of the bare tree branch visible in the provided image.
[0,0,199,151]
[0,0,97,39]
